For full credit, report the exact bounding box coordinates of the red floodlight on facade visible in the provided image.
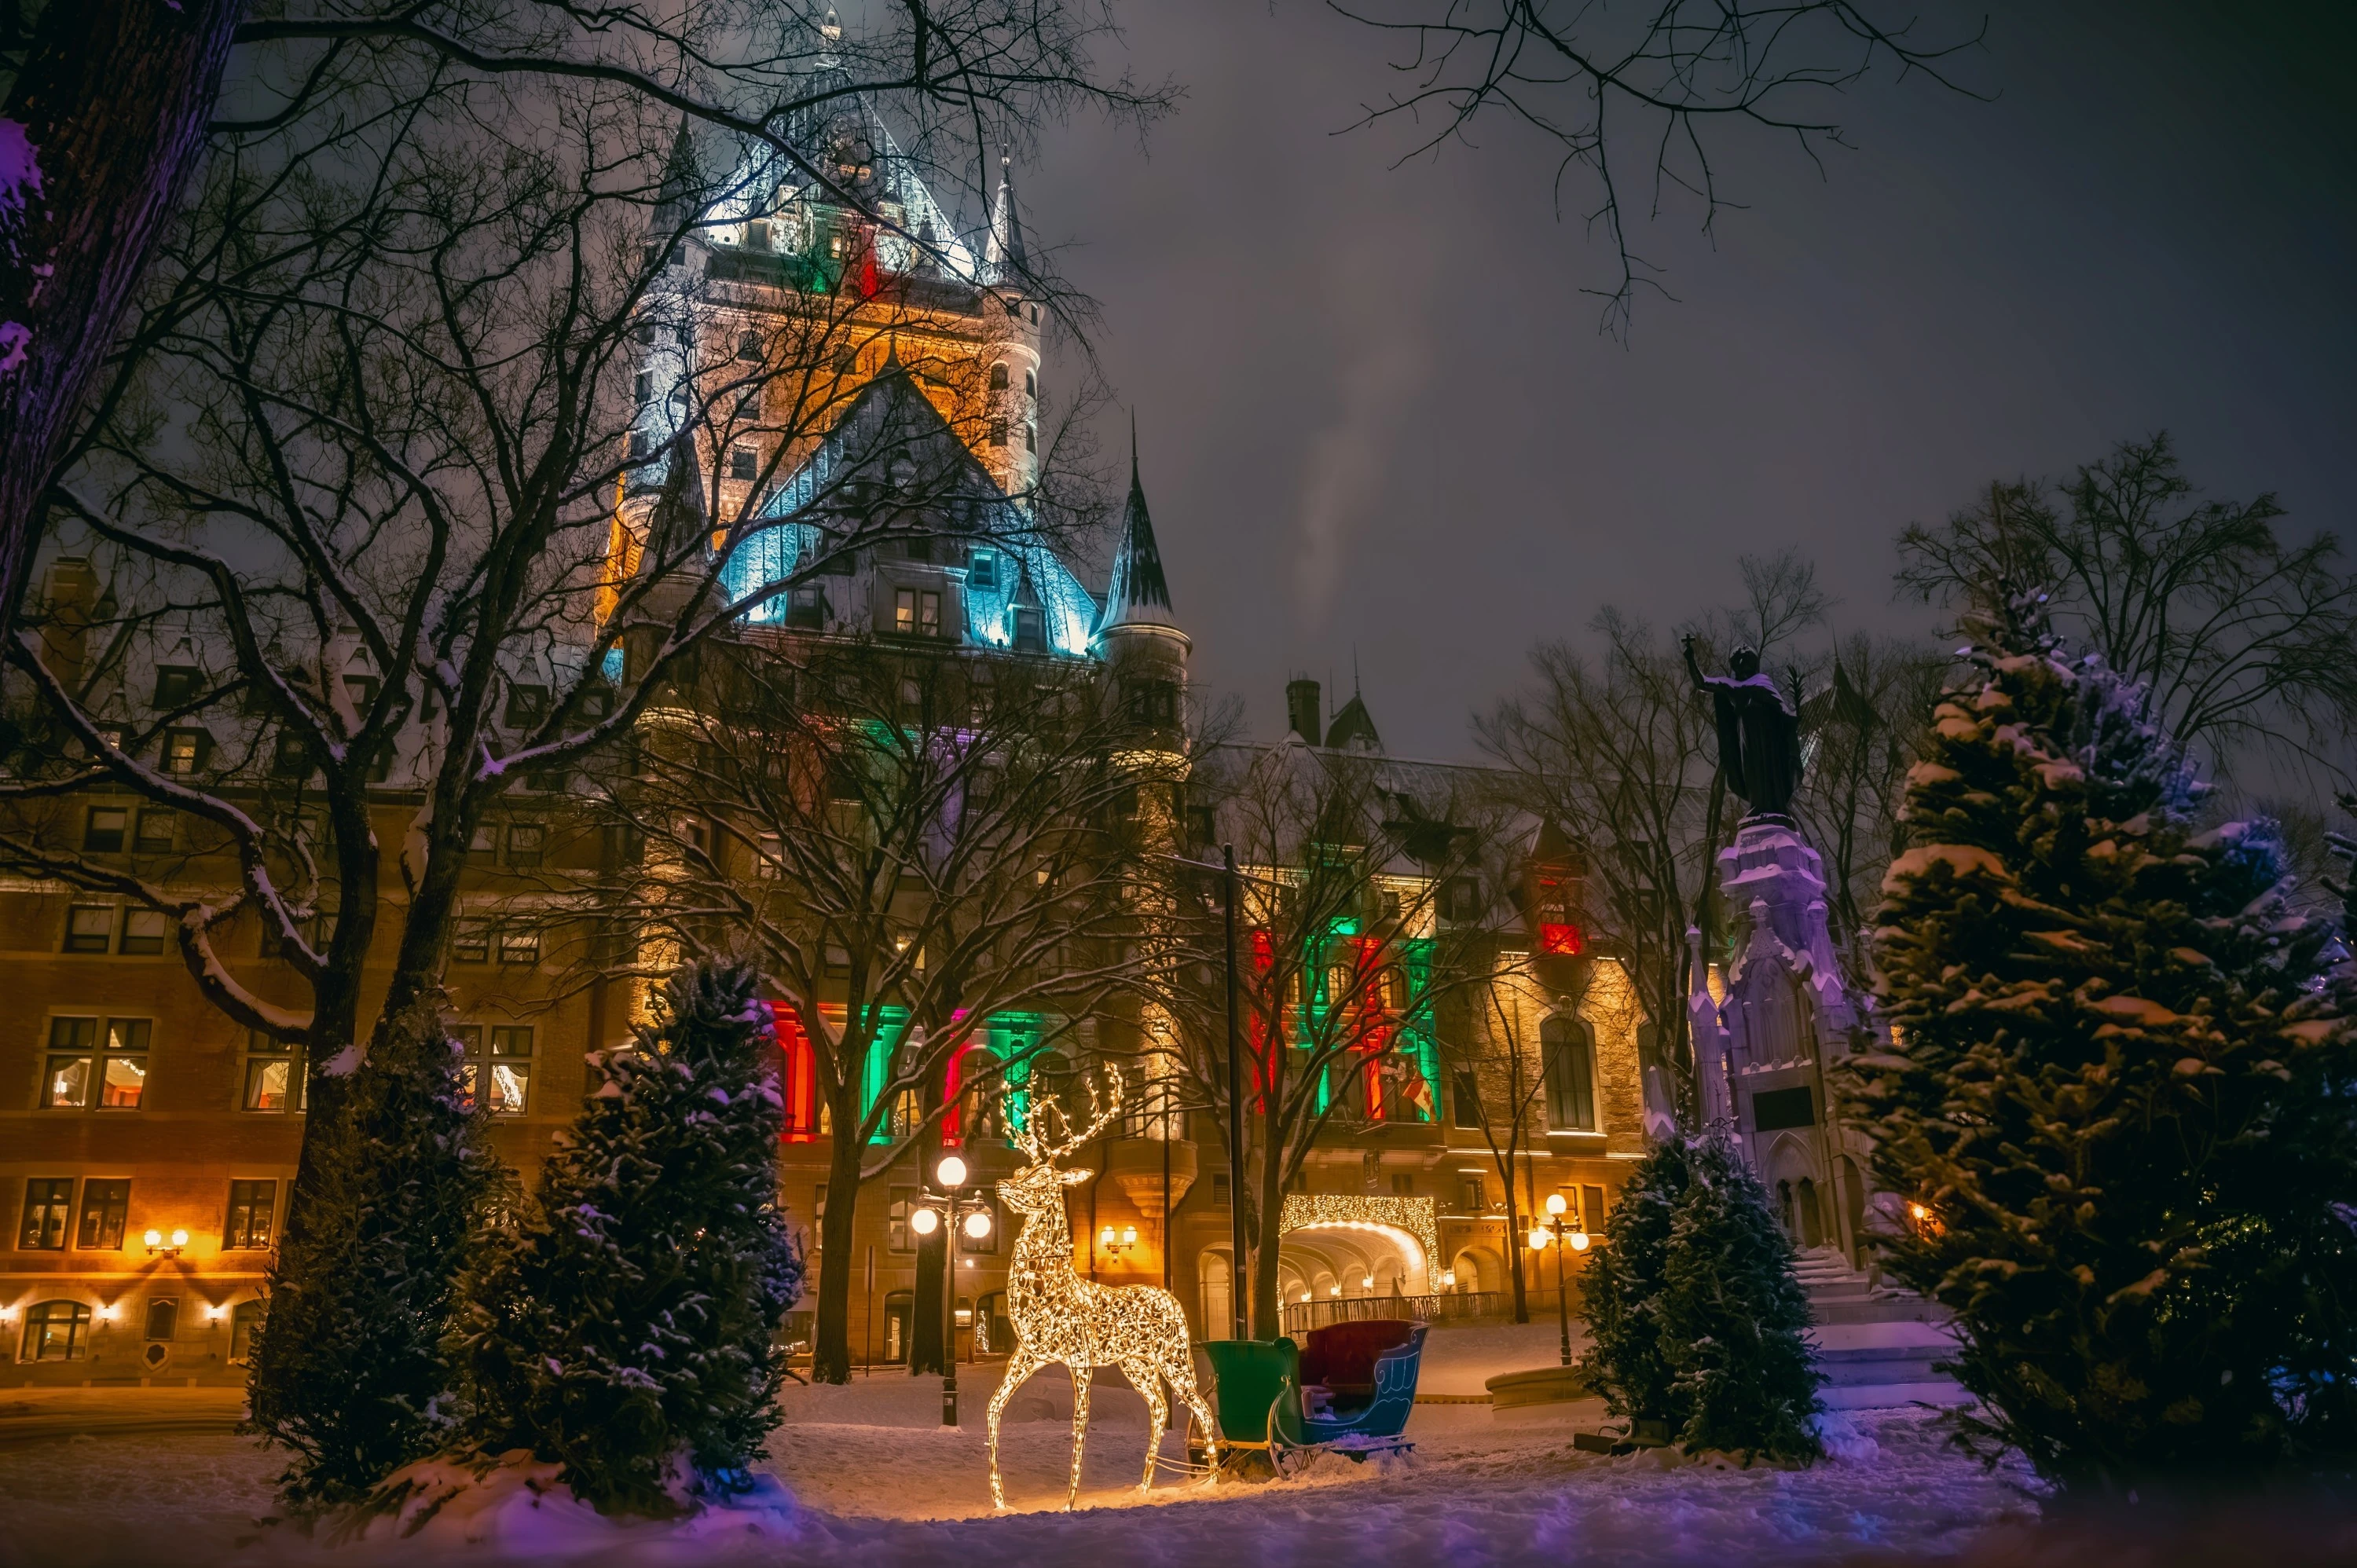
[1538,922,1584,957]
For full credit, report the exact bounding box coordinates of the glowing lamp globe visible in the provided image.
[142,1229,163,1248]
[908,1205,940,1237]
[1545,1192,1567,1218]
[1361,1273,1374,1290]
[962,1208,993,1240]
[1098,1225,1116,1247]
[1120,1225,1138,1247]
[936,1154,968,1189]
[1569,1231,1592,1252]
[1328,1284,1342,1297]
[1527,1226,1552,1251]
[170,1229,189,1248]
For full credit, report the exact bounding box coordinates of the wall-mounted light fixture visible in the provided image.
[142,1228,189,1258]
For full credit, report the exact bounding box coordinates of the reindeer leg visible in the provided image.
[987,1347,1045,1511]
[1123,1358,1170,1491]
[1065,1362,1092,1511]
[1169,1353,1221,1484]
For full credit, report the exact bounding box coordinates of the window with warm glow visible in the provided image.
[20,1300,90,1362]
[43,1017,150,1110]
[453,1025,533,1114]
[241,1032,306,1113]
[75,1179,129,1250]
[1541,1014,1598,1132]
[16,1178,72,1250]
[224,1180,277,1251]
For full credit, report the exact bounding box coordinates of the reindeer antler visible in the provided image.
[1010,1068,1124,1167]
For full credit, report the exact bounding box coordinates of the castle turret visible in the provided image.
[1093,419,1189,736]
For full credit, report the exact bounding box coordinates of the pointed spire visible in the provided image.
[1094,412,1178,638]
[984,155,1028,281]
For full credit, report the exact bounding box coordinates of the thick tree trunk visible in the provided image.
[1251,1105,1286,1339]
[1503,1181,1529,1323]
[809,1125,867,1383]
[0,0,243,645]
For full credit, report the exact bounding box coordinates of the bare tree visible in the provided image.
[1326,0,1985,332]
[1791,631,1947,946]
[0,0,1175,657]
[1149,743,1511,1337]
[1431,950,1551,1322]
[1897,432,2357,779]
[595,636,1171,1383]
[1480,612,1717,1107]
[0,1,1164,1459]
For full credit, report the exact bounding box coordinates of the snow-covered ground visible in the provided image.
[0,1321,2066,1566]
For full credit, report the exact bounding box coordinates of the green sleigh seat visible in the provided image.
[1201,1320,1426,1471]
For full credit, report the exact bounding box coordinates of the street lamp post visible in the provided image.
[1527,1193,1592,1369]
[911,1152,993,1427]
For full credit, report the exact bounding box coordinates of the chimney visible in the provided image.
[1285,677,1321,742]
[39,558,99,691]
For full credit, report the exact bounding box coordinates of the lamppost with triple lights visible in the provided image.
[1526,1192,1591,1368]
[907,1152,995,1427]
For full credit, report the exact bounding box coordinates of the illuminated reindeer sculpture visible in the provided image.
[987,1070,1220,1510]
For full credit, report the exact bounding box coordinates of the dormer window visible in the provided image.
[1014,607,1044,653]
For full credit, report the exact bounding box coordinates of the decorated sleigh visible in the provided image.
[1202,1319,1428,1475]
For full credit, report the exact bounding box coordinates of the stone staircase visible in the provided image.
[1791,1247,1971,1409]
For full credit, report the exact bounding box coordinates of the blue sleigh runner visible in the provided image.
[1201,1319,1427,1476]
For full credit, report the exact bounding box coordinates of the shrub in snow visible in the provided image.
[1578,1139,1687,1428]
[1581,1133,1822,1462]
[247,996,497,1507]
[1847,592,2357,1488]
[1659,1133,1824,1462]
[457,962,805,1515]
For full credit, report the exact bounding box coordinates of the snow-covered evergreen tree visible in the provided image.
[1581,1131,1820,1459]
[1578,1138,1686,1427]
[1851,594,2357,1487]
[460,962,805,1515]
[247,996,494,1506]
[1659,1133,1823,1461]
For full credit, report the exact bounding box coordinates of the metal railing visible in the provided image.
[1281,1288,1562,1337]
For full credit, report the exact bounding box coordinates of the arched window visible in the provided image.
[989,362,1010,390]
[1024,368,1036,398]
[21,1299,90,1361]
[1541,1014,1597,1132]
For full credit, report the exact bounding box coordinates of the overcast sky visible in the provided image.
[1014,1,2357,761]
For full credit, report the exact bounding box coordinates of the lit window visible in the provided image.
[161,728,208,775]
[454,1024,534,1115]
[242,1032,306,1113]
[75,1179,129,1250]
[20,1301,90,1362]
[224,1180,277,1250]
[120,909,169,956]
[83,808,126,852]
[756,832,782,879]
[497,927,541,965]
[919,591,940,636]
[896,588,916,634]
[451,921,490,964]
[44,1016,149,1110]
[17,1178,73,1250]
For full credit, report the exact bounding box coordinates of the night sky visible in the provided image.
[1020,2,2357,760]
